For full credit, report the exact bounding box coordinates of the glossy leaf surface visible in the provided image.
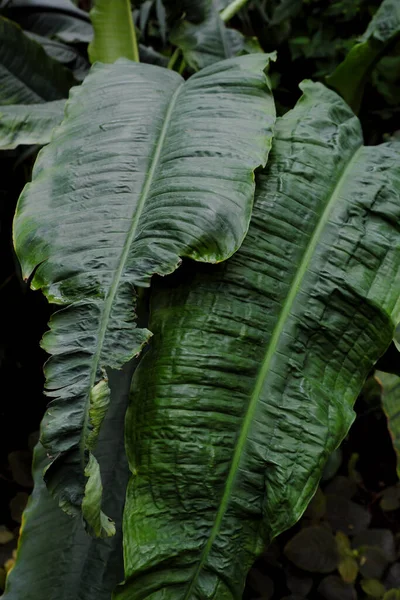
[13,55,275,536]
[118,82,400,600]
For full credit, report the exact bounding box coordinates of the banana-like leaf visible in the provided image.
[4,0,93,43]
[25,31,89,79]
[136,0,209,23]
[376,371,400,478]
[0,16,76,104]
[88,0,139,64]
[2,365,132,600]
[326,0,400,112]
[0,100,65,149]
[13,55,275,536]
[171,0,263,71]
[118,82,400,600]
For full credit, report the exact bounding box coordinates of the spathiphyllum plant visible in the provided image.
[1,0,400,599]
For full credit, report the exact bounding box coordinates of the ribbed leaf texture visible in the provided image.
[117,82,400,600]
[13,55,275,536]
[3,365,132,600]
[0,16,76,104]
[0,100,65,149]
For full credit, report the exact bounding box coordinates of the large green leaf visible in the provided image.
[88,0,139,64]
[117,82,400,600]
[4,0,93,44]
[2,365,132,600]
[376,372,400,478]
[171,0,262,71]
[326,0,400,112]
[13,55,275,536]
[0,16,76,104]
[0,100,65,149]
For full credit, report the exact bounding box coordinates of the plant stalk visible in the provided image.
[220,0,250,22]
[127,0,140,62]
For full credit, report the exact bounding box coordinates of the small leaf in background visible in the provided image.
[385,563,400,589]
[354,530,396,563]
[0,527,13,545]
[322,449,343,481]
[8,451,33,488]
[284,526,339,573]
[376,372,400,478]
[384,590,400,600]
[285,566,313,597]
[324,476,357,500]
[358,547,390,580]
[304,487,326,521]
[317,575,357,600]
[9,492,29,524]
[348,453,363,485]
[380,484,400,512]
[247,569,274,600]
[338,556,358,584]
[325,494,371,536]
[361,578,387,598]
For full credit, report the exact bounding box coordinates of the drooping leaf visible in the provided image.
[0,16,76,104]
[326,0,400,112]
[0,100,65,149]
[88,0,139,64]
[170,0,263,71]
[118,82,400,600]
[284,527,339,573]
[375,372,400,477]
[2,365,132,600]
[13,55,275,536]
[4,0,93,44]
[25,31,89,80]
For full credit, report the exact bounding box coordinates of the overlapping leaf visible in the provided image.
[326,0,400,111]
[117,82,400,600]
[13,55,275,536]
[0,16,76,105]
[2,366,133,600]
[0,100,65,150]
[171,0,263,71]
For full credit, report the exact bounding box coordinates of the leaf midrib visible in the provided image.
[80,81,184,460]
[182,145,364,599]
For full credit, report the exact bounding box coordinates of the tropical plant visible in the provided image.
[1,0,400,599]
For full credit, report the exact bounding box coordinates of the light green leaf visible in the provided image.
[326,0,400,112]
[0,16,76,105]
[13,55,275,536]
[2,365,132,600]
[0,100,65,149]
[88,0,139,64]
[118,82,400,600]
[376,371,400,478]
